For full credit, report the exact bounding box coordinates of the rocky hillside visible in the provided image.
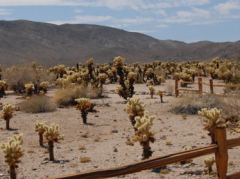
[0,20,239,65]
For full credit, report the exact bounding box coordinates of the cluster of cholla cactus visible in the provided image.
[114,56,136,100]
[53,58,108,98]
[148,85,155,99]
[35,121,47,147]
[1,135,24,179]
[126,96,155,159]
[24,83,34,96]
[0,80,7,97]
[2,104,14,130]
[132,112,155,159]
[44,124,63,161]
[198,108,226,142]
[75,98,92,124]
[49,64,66,78]
[125,96,145,130]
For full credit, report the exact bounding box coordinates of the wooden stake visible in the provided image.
[175,79,179,97]
[210,79,214,94]
[198,77,203,95]
[213,128,228,179]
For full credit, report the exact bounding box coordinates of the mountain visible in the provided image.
[0,20,239,65]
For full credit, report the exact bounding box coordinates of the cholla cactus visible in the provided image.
[2,104,14,130]
[157,90,164,103]
[198,108,226,143]
[0,80,7,97]
[97,73,108,85]
[204,157,215,174]
[198,108,226,132]
[35,121,47,146]
[1,135,23,179]
[113,56,124,68]
[148,85,155,99]
[127,72,137,97]
[132,112,155,159]
[44,124,63,161]
[113,56,136,99]
[126,96,145,129]
[75,98,92,124]
[39,81,49,94]
[24,83,34,96]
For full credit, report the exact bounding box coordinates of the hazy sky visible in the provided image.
[0,0,239,42]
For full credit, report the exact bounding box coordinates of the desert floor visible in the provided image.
[1,78,240,179]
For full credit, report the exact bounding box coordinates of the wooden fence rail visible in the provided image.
[175,77,240,97]
[51,128,240,179]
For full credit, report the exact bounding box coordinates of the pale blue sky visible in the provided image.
[0,0,239,42]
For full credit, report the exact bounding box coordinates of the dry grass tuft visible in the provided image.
[171,94,222,115]
[54,85,101,107]
[18,95,56,113]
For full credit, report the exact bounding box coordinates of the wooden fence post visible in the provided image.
[198,77,203,95]
[175,79,179,97]
[210,79,214,94]
[213,128,228,179]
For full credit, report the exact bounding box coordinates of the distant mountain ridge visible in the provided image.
[0,20,239,65]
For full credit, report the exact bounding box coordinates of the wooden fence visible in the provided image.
[175,77,240,97]
[51,127,240,179]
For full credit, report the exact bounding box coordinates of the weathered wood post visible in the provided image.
[198,77,203,95]
[159,91,163,103]
[212,127,228,179]
[175,79,179,97]
[210,79,214,94]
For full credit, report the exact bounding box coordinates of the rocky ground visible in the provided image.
[0,79,240,179]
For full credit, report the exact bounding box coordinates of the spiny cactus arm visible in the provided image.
[198,108,226,131]
[1,134,24,167]
[44,124,64,143]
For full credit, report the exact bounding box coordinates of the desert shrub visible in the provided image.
[18,95,56,113]
[220,94,240,122]
[171,94,223,115]
[54,85,100,107]
[2,64,55,93]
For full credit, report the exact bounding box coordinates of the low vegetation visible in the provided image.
[18,95,56,113]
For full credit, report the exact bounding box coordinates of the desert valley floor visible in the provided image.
[1,80,240,179]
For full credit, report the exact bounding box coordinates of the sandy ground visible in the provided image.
[0,78,240,179]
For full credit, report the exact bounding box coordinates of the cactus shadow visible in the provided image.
[52,159,70,164]
[8,128,18,131]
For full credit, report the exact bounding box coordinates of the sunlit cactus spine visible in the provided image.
[1,135,23,179]
[44,124,63,161]
[125,96,145,130]
[75,98,92,124]
[132,112,155,159]
[24,83,34,96]
[0,80,7,98]
[198,108,226,142]
[35,121,47,147]
[2,104,14,130]
[148,85,155,99]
